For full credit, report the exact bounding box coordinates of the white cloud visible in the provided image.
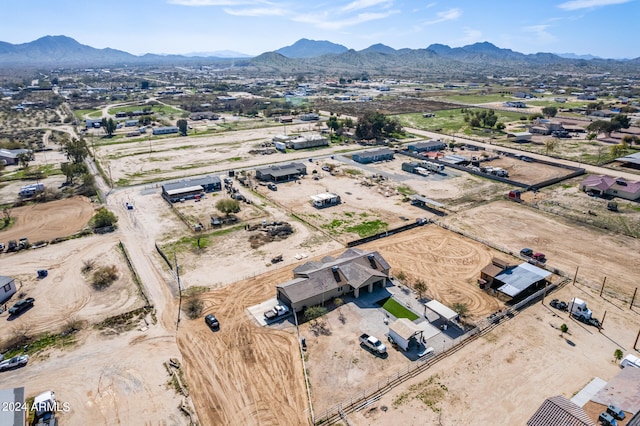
[523,24,557,43]
[426,2,437,8]
[168,0,257,5]
[340,0,393,13]
[424,8,461,25]
[294,11,396,30]
[224,7,288,16]
[558,0,632,11]
[458,27,483,45]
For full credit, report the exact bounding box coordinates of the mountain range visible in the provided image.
[0,36,638,77]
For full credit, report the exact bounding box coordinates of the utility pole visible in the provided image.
[175,253,182,331]
[572,266,579,286]
[600,277,607,297]
[631,288,638,309]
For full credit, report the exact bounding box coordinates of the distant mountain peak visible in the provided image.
[360,43,396,54]
[274,38,348,58]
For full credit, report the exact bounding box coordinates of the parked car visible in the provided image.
[8,297,35,315]
[0,355,29,371]
[598,412,618,426]
[550,299,568,311]
[520,248,533,257]
[607,404,625,421]
[204,314,219,330]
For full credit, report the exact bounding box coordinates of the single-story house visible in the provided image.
[161,175,221,203]
[581,175,640,201]
[504,101,527,108]
[299,113,319,121]
[0,149,31,166]
[189,111,219,120]
[0,276,17,304]
[352,149,395,164]
[407,140,446,153]
[152,126,179,135]
[276,248,390,312]
[255,162,307,182]
[527,395,595,426]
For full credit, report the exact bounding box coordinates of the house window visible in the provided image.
[3,284,11,292]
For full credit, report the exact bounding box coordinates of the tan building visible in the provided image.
[276,248,390,312]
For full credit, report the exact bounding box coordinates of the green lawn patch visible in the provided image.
[345,220,388,238]
[376,297,419,320]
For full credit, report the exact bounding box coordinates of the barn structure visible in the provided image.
[286,134,328,150]
[276,248,390,312]
[161,175,221,203]
[255,163,307,182]
[352,148,395,164]
[481,261,551,299]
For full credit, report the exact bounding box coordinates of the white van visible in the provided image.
[620,354,640,369]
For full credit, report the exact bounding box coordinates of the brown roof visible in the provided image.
[527,396,595,426]
[481,264,502,279]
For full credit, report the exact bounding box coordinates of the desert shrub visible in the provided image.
[184,297,204,319]
[91,265,118,290]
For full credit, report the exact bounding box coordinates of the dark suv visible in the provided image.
[8,297,35,316]
[204,314,220,330]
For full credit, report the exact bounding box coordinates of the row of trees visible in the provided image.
[463,109,505,131]
[355,111,403,140]
[586,114,631,137]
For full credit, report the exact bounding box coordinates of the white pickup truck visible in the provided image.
[359,333,387,355]
[264,304,290,321]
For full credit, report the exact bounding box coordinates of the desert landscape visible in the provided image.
[1,31,639,426]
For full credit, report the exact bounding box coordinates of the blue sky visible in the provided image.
[0,0,637,58]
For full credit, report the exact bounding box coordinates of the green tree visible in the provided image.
[495,122,506,132]
[614,348,624,362]
[2,206,12,227]
[541,106,558,118]
[611,114,630,129]
[177,119,188,136]
[141,81,150,90]
[215,199,240,216]
[101,118,117,137]
[355,111,403,140]
[63,138,89,164]
[587,120,620,138]
[452,303,469,318]
[414,279,427,299]
[90,208,118,229]
[17,152,31,169]
[560,323,568,337]
[334,297,346,323]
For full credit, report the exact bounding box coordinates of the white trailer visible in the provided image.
[421,161,444,172]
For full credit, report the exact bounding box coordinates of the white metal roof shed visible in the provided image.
[165,185,203,196]
[425,300,459,321]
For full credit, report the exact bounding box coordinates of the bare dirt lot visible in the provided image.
[0,196,95,243]
[176,265,309,426]
[445,200,640,298]
[0,234,185,425]
[96,123,358,186]
[482,156,575,185]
